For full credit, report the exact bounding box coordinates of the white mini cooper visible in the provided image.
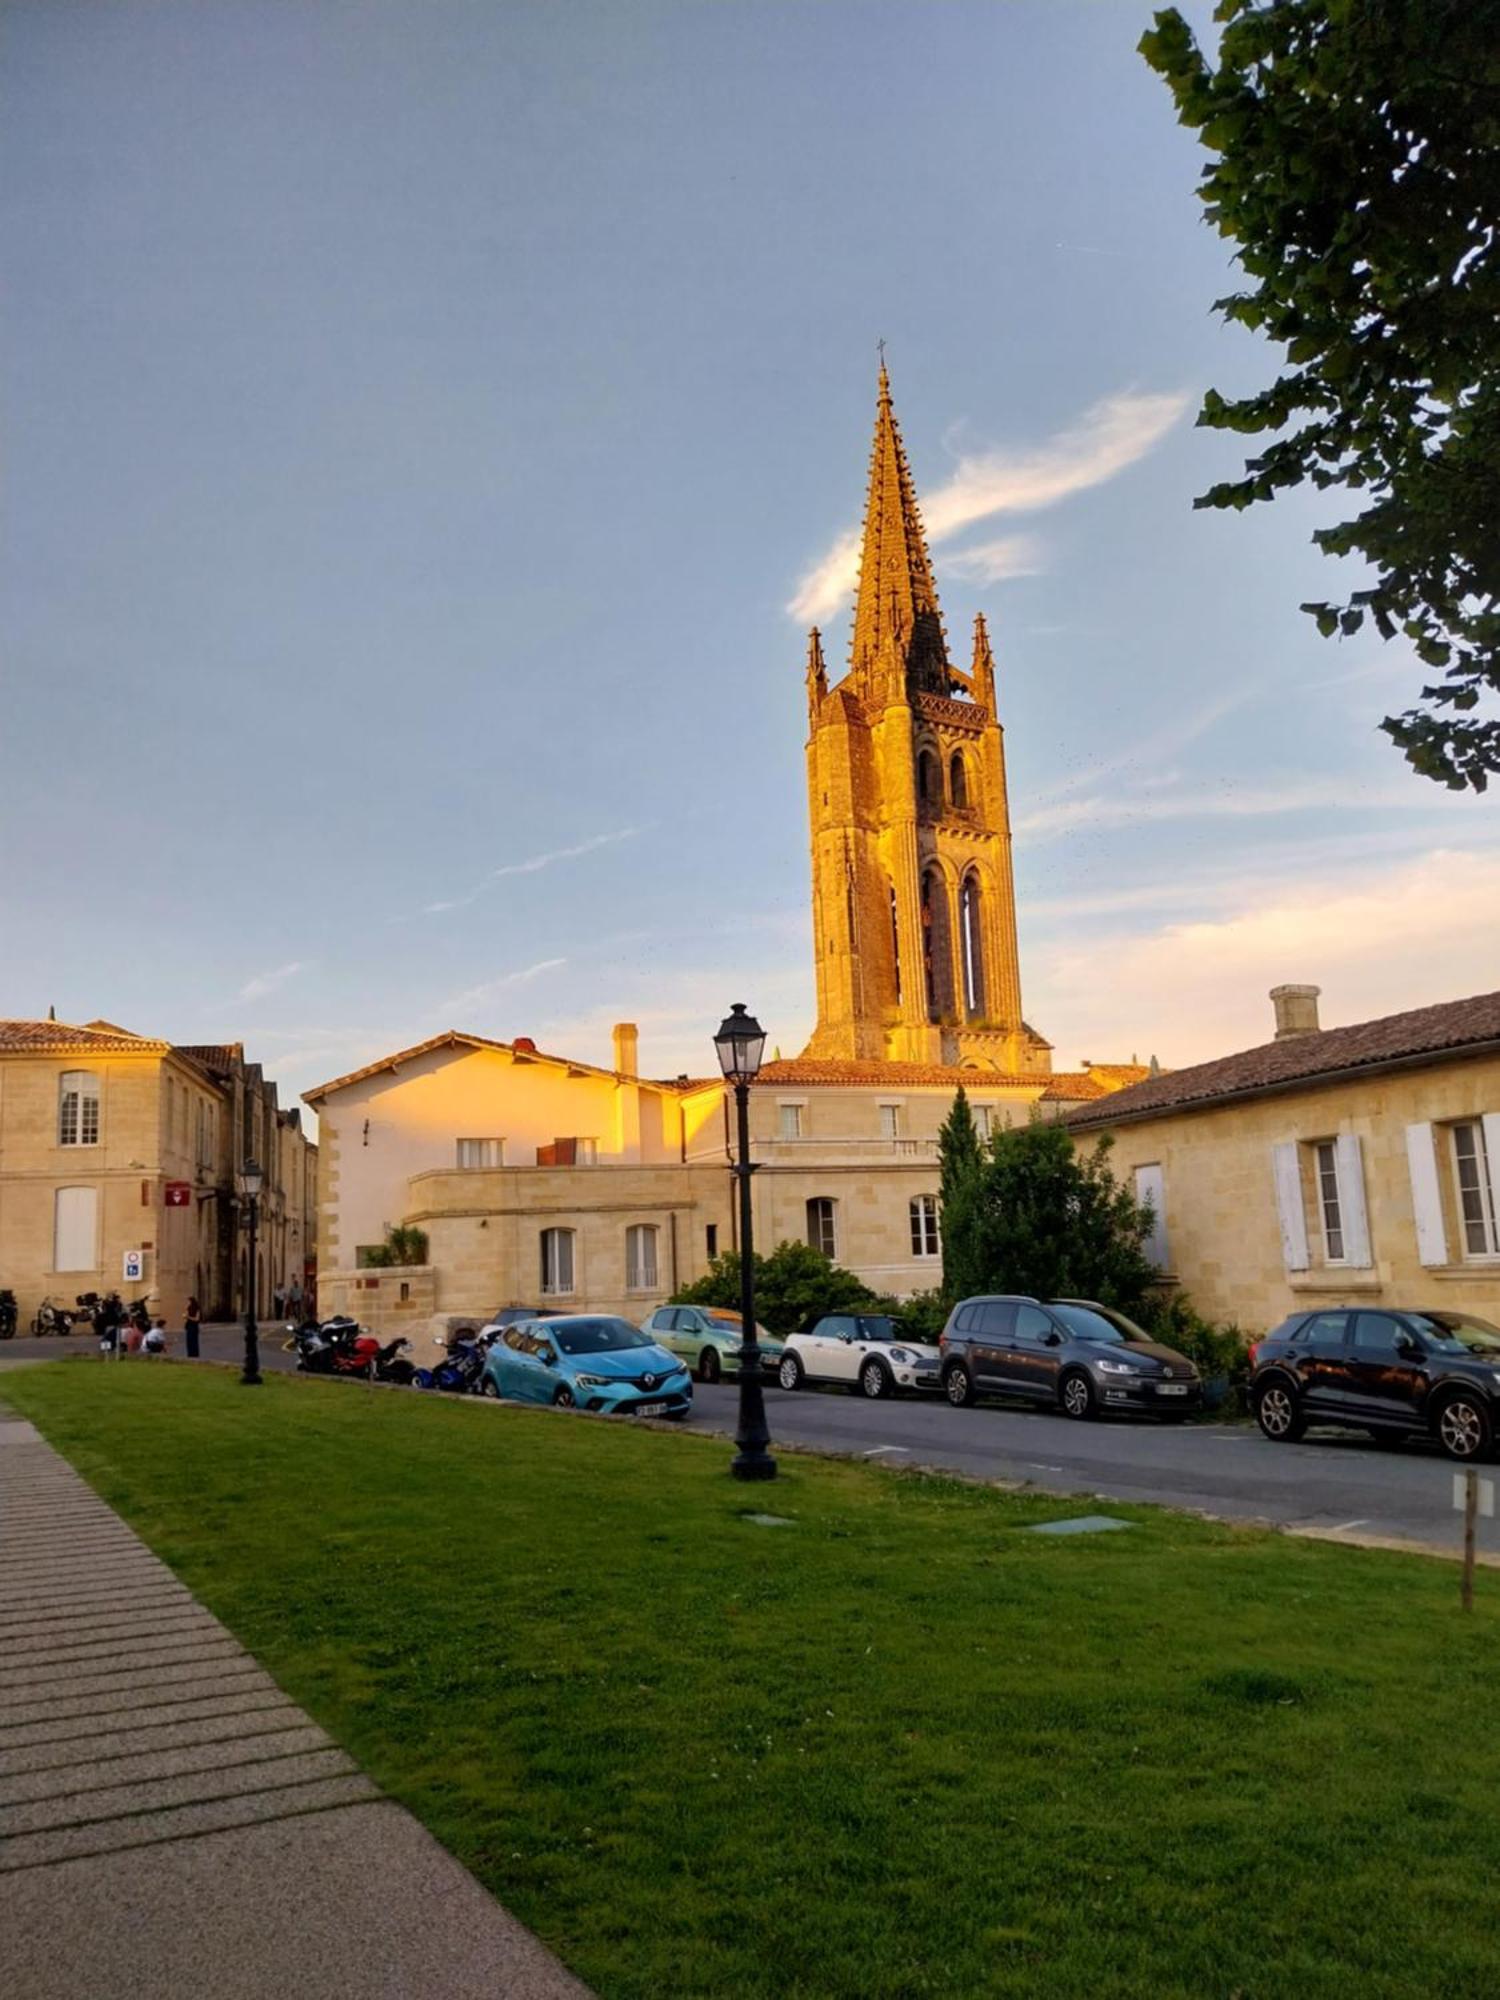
[778,1312,942,1399]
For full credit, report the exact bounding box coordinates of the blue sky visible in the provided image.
[4,0,1495,1113]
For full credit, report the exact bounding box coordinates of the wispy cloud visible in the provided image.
[422,827,640,916]
[937,534,1046,587]
[789,388,1190,623]
[1030,848,1500,1070]
[237,961,304,1003]
[438,958,567,1019]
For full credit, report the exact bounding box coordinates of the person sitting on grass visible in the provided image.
[142,1319,168,1356]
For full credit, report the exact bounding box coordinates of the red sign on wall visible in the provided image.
[164,1181,192,1207]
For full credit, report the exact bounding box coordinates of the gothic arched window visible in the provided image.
[960,872,985,1019]
[921,868,957,1022]
[917,748,942,808]
[949,753,969,809]
[889,883,903,1007]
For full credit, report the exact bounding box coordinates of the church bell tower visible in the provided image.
[802,365,1049,1074]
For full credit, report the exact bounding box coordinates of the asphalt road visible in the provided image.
[4,1327,1489,1561]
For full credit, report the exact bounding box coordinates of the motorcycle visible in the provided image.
[31,1296,74,1337]
[0,1289,17,1340]
[428,1326,486,1394]
[285,1318,422,1387]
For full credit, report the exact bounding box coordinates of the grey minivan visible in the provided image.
[938,1295,1202,1420]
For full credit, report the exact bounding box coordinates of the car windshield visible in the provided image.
[702,1312,775,1339]
[1046,1304,1128,1346]
[554,1318,654,1356]
[853,1316,901,1342]
[1407,1312,1499,1355]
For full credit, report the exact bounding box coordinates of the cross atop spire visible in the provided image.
[850,361,950,698]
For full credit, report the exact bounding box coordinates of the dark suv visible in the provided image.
[1249,1307,1500,1460]
[938,1296,1202,1420]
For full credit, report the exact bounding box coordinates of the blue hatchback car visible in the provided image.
[481,1315,693,1418]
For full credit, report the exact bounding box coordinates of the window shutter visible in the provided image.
[1270,1143,1309,1271]
[1133,1164,1169,1270]
[1404,1122,1448,1267]
[1484,1114,1500,1221]
[1334,1134,1371,1267]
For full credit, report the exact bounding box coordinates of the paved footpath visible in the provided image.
[0,1404,590,1999]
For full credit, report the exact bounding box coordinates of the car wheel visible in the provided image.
[943,1363,974,1408]
[699,1348,721,1385]
[1254,1381,1306,1443]
[552,1385,576,1409]
[778,1354,803,1391]
[1060,1371,1097,1421]
[1436,1393,1491,1462]
[859,1358,890,1400]
[480,1378,501,1400]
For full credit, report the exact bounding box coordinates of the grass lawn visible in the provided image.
[5,1364,1500,1999]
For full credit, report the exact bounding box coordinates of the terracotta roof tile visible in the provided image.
[0,1019,167,1056]
[1068,989,1500,1129]
[750,1058,1049,1090]
[304,1030,666,1103]
[1039,1074,1108,1102]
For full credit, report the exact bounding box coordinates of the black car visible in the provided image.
[937,1295,1202,1420]
[1249,1306,1500,1461]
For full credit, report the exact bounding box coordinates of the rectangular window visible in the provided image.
[806,1198,837,1260]
[1133,1163,1170,1270]
[456,1138,505,1169]
[705,1223,718,1259]
[1452,1122,1499,1257]
[626,1224,659,1292]
[778,1103,803,1140]
[54,1186,99,1272]
[1314,1140,1345,1263]
[576,1137,598,1166]
[540,1228,575,1296]
[58,1071,100,1147]
[973,1104,992,1139]
[909,1194,939,1258]
[879,1103,901,1140]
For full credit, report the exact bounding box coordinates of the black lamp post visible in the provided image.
[236,1160,263,1387]
[713,1004,776,1482]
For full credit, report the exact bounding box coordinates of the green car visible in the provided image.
[640,1305,785,1385]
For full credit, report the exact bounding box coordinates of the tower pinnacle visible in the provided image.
[850,364,950,697]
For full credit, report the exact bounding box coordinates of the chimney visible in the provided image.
[1270,984,1321,1040]
[612,1022,639,1078]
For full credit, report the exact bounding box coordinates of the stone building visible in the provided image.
[803,364,1048,1075]
[307,1026,1108,1330]
[0,1018,316,1329]
[1067,987,1500,1333]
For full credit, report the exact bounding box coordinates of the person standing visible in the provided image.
[184,1295,201,1360]
[273,1282,286,1320]
[288,1277,304,1323]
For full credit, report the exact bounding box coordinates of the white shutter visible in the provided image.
[1134,1164,1169,1270]
[1483,1114,1500,1223]
[1404,1122,1448,1267]
[1270,1143,1309,1271]
[54,1187,98,1273]
[1334,1133,1371,1267]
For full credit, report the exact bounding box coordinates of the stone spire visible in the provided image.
[850,364,950,698]
[805,625,828,709]
[970,611,996,709]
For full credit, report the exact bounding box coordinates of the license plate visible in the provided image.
[637,1401,669,1417]
[1159,1384,1188,1396]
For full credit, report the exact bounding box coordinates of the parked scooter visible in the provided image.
[428,1326,486,1394]
[31,1296,74,1337]
[0,1289,17,1340]
[284,1317,421,1386]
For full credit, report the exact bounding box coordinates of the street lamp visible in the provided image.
[713,1004,775,1482]
[236,1160,263,1387]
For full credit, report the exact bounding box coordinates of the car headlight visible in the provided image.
[889,1347,915,1365]
[1096,1357,1142,1376]
[575,1373,614,1389]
